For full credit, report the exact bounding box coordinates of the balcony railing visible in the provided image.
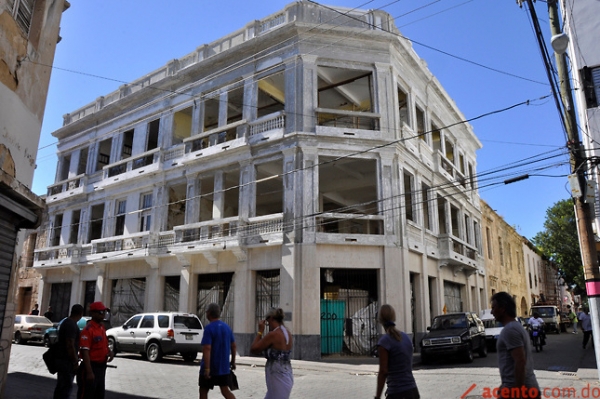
[34,244,79,262]
[47,174,86,197]
[184,120,246,154]
[249,112,285,136]
[316,213,384,235]
[92,232,151,254]
[316,108,380,131]
[174,217,240,244]
[438,234,479,266]
[241,214,284,237]
[104,148,161,179]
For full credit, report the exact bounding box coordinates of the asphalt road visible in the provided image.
[4,330,598,399]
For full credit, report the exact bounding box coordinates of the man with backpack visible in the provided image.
[54,304,84,399]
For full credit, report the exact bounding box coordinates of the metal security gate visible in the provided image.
[49,283,72,321]
[0,214,18,341]
[255,270,280,323]
[320,269,378,356]
[197,272,234,327]
[111,277,146,326]
[165,276,180,312]
[83,281,96,316]
[444,281,463,313]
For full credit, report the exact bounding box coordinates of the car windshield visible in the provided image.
[173,316,202,329]
[26,316,51,324]
[431,315,467,330]
[532,307,555,317]
[483,319,503,328]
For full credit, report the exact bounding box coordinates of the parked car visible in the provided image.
[479,310,526,351]
[13,315,53,344]
[43,316,91,346]
[420,312,487,364]
[106,312,203,362]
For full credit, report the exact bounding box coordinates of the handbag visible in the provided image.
[229,370,239,391]
[43,346,58,374]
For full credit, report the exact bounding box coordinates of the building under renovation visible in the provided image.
[33,1,486,359]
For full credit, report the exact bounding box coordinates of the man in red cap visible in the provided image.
[77,302,114,399]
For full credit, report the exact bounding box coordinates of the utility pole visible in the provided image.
[521,0,600,379]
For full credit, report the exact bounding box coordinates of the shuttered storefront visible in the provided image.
[0,211,19,339]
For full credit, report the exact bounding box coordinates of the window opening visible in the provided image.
[199,175,215,222]
[450,205,459,238]
[164,276,180,312]
[147,119,160,151]
[416,105,425,136]
[122,129,134,159]
[59,154,71,181]
[140,193,152,232]
[318,157,380,234]
[317,66,376,130]
[10,0,35,34]
[167,184,187,230]
[173,107,193,144]
[255,160,283,216]
[96,139,112,172]
[111,278,146,327]
[432,126,441,152]
[403,172,414,222]
[222,170,240,218]
[51,214,63,246]
[115,200,127,236]
[257,72,285,118]
[227,87,244,125]
[197,273,234,327]
[203,97,219,132]
[397,87,409,127]
[89,204,105,242]
[77,147,89,175]
[437,196,447,235]
[69,210,81,244]
[422,183,431,230]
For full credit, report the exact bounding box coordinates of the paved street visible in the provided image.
[4,331,599,398]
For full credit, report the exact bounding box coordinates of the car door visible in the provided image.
[134,315,156,349]
[117,315,142,351]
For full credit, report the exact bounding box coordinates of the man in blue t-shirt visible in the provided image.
[199,303,236,399]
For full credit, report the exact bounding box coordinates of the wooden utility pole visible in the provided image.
[520,0,600,379]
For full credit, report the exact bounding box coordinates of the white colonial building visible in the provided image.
[34,1,485,359]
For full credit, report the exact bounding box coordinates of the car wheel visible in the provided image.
[14,332,25,345]
[108,337,117,355]
[464,346,474,363]
[478,340,488,357]
[182,352,197,362]
[146,342,163,362]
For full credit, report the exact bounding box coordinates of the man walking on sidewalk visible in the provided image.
[491,292,540,399]
[54,304,84,399]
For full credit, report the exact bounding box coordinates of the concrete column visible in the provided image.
[146,268,161,311]
[218,92,228,127]
[179,268,190,313]
[87,141,99,174]
[70,272,82,305]
[153,186,166,233]
[61,211,72,246]
[213,171,224,220]
[160,113,174,149]
[110,133,124,163]
[296,55,318,133]
[79,207,90,244]
[132,123,147,156]
[301,148,318,243]
[68,150,80,179]
[238,161,255,220]
[243,75,257,122]
[374,62,393,135]
[282,148,296,232]
[96,264,106,302]
[185,175,200,224]
[191,100,202,136]
[102,200,114,238]
[380,152,396,239]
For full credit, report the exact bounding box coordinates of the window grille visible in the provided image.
[10,0,35,35]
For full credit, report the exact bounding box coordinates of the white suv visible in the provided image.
[106,312,203,362]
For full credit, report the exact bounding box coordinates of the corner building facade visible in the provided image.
[35,2,485,359]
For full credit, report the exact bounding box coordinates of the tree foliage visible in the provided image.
[531,199,585,294]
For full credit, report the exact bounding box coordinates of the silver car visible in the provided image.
[13,315,53,344]
[106,312,204,362]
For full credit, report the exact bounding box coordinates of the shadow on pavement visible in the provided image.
[5,372,153,399]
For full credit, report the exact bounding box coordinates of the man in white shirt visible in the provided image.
[528,313,546,345]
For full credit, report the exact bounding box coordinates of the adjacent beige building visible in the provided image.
[481,201,529,316]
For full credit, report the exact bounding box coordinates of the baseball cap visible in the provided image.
[89,301,108,312]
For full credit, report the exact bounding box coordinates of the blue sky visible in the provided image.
[33,0,573,240]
